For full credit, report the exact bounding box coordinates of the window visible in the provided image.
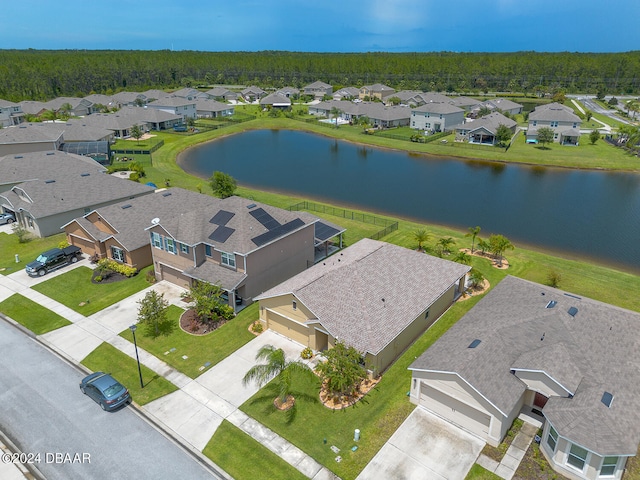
[151,232,163,249]
[533,120,537,126]
[546,425,558,452]
[551,121,559,127]
[111,246,125,262]
[567,443,588,471]
[180,243,189,254]
[600,456,618,476]
[205,245,212,257]
[426,123,431,128]
[573,123,578,128]
[292,301,297,310]
[165,237,177,254]
[425,310,430,319]
[221,251,235,268]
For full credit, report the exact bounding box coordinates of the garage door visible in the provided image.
[70,236,98,257]
[420,384,491,439]
[160,264,190,288]
[266,310,309,345]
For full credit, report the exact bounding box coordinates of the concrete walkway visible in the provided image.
[476,421,539,480]
[0,267,336,479]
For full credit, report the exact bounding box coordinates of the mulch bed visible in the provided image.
[461,248,510,269]
[319,377,380,410]
[179,308,228,336]
[274,395,295,411]
[91,270,129,284]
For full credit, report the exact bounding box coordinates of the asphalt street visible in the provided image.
[0,320,222,480]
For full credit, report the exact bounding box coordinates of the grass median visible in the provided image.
[0,293,71,334]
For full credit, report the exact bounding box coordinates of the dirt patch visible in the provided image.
[461,248,510,269]
[274,395,295,411]
[179,308,228,336]
[319,377,380,410]
[91,269,129,284]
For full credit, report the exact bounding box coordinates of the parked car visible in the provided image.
[79,372,130,411]
[0,212,15,225]
[25,245,82,277]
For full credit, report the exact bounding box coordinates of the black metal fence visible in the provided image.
[287,201,398,240]
[111,139,164,155]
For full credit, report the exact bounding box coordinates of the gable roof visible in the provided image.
[410,275,640,455]
[259,93,291,106]
[529,102,581,123]
[457,112,517,134]
[412,103,464,115]
[304,80,332,90]
[147,96,195,108]
[482,98,523,112]
[18,101,48,115]
[195,99,234,113]
[256,239,469,356]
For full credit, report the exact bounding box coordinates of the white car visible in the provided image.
[0,212,15,225]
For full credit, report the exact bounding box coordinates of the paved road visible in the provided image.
[0,320,222,480]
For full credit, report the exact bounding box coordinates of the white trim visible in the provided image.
[511,367,575,396]
[263,307,308,328]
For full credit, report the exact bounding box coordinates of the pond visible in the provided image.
[180,129,640,273]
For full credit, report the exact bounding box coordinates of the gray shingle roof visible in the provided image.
[195,99,234,113]
[410,275,640,455]
[0,124,63,145]
[457,112,517,134]
[412,103,464,115]
[256,239,469,356]
[18,101,48,115]
[259,93,291,106]
[147,97,195,108]
[529,103,581,123]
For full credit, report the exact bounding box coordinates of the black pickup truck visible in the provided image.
[26,245,82,277]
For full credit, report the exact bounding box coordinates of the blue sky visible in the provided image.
[2,0,638,52]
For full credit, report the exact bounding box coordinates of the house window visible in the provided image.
[533,120,537,126]
[180,243,189,254]
[573,123,578,128]
[221,251,235,268]
[111,246,125,262]
[165,237,177,254]
[567,443,589,471]
[546,425,558,452]
[426,123,431,128]
[205,245,212,257]
[425,310,430,319]
[551,121,559,127]
[151,232,163,249]
[600,456,619,476]
[292,301,297,310]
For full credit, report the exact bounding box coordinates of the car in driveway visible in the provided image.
[80,372,131,411]
[25,245,82,277]
[0,212,15,225]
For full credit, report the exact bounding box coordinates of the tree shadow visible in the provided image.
[534,145,551,150]
[142,318,176,339]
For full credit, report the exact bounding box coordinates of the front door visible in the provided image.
[315,329,328,351]
[534,391,549,409]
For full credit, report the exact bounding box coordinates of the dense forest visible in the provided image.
[1,50,639,101]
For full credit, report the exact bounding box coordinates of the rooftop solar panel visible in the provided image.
[251,218,305,247]
[315,221,341,242]
[210,210,235,226]
[209,225,235,243]
[249,208,281,230]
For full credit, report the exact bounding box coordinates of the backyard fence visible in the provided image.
[111,138,164,155]
[287,201,398,240]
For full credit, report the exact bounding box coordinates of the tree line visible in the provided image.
[1,49,640,101]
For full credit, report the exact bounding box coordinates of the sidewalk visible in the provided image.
[1,269,336,479]
[476,421,539,480]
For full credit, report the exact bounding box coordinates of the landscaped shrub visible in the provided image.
[94,275,103,282]
[300,347,313,359]
[96,258,137,277]
[251,321,264,334]
[146,268,156,284]
[129,172,140,182]
[58,240,70,249]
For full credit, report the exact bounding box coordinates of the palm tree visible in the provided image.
[58,102,73,119]
[452,251,472,265]
[488,234,514,267]
[465,226,481,253]
[242,345,316,406]
[477,238,490,255]
[436,237,456,256]
[329,106,342,128]
[413,228,430,252]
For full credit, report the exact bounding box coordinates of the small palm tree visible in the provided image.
[242,345,316,407]
[329,106,342,128]
[488,234,514,267]
[477,238,490,255]
[436,237,456,256]
[452,251,472,265]
[465,226,481,253]
[413,228,430,252]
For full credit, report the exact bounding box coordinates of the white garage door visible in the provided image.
[420,384,491,439]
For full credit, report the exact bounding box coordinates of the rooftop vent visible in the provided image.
[568,307,578,317]
[44,179,55,184]
[121,204,132,209]
[601,391,614,408]
[468,339,481,349]
[80,173,90,177]
[162,192,172,197]
[546,301,557,309]
[14,155,23,159]
[46,152,55,155]
[564,293,582,300]
[246,203,257,209]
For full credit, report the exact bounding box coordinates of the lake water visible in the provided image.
[180,129,640,273]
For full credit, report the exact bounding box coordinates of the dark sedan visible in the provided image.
[80,372,131,411]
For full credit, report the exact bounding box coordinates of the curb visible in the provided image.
[0,427,46,480]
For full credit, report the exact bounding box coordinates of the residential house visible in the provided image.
[302,81,333,99]
[409,275,640,480]
[44,97,93,117]
[527,103,581,145]
[411,103,465,133]
[359,83,396,101]
[146,97,197,121]
[332,87,360,101]
[0,124,64,156]
[472,98,523,116]
[18,101,48,117]
[63,188,210,269]
[452,112,517,145]
[74,112,148,139]
[0,99,24,127]
[146,196,344,309]
[140,90,171,103]
[171,88,210,101]
[83,94,117,112]
[0,151,153,237]
[205,87,238,102]
[309,101,411,128]
[111,91,147,107]
[275,87,300,98]
[241,86,267,102]
[448,96,482,112]
[195,99,235,118]
[392,90,426,107]
[255,239,469,373]
[259,93,291,110]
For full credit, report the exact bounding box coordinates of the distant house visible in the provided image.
[195,99,234,118]
[0,151,154,237]
[44,97,93,117]
[171,88,210,101]
[140,90,171,103]
[18,101,48,117]
[448,96,482,112]
[76,107,182,135]
[205,87,238,102]
[146,97,197,121]
[410,275,640,480]
[146,196,344,309]
[276,86,300,98]
[309,100,411,128]
[452,112,517,145]
[332,87,360,101]
[359,84,396,101]
[0,99,24,127]
[111,92,147,108]
[302,81,333,99]
[241,86,266,102]
[473,98,523,116]
[410,103,465,133]
[527,103,581,145]
[255,239,469,373]
[83,94,117,112]
[259,93,291,110]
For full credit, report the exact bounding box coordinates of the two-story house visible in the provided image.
[527,102,581,145]
[146,97,197,122]
[411,103,465,133]
[0,99,24,127]
[146,196,344,310]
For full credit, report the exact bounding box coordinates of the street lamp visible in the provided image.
[129,324,144,389]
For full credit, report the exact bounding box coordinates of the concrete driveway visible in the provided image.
[357,407,484,480]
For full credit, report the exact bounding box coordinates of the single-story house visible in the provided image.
[0,124,64,156]
[18,101,48,117]
[195,99,234,118]
[309,100,411,128]
[83,94,118,112]
[44,97,93,117]
[140,90,171,103]
[411,103,465,133]
[276,87,300,98]
[241,86,267,102]
[332,87,360,101]
[205,87,238,102]
[171,88,210,101]
[0,151,154,237]
[452,112,517,145]
[111,92,147,107]
[260,93,292,110]
[302,81,333,98]
[0,99,25,127]
[448,96,482,112]
[472,98,523,116]
[527,103,582,145]
[359,84,396,101]
[409,275,640,480]
[255,239,470,374]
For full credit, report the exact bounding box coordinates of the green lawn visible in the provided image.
[32,265,153,316]
[0,293,71,334]
[465,464,502,480]
[119,303,258,378]
[81,342,177,405]
[0,232,65,275]
[202,420,308,480]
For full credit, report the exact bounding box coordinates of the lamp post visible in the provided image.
[129,324,144,389]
